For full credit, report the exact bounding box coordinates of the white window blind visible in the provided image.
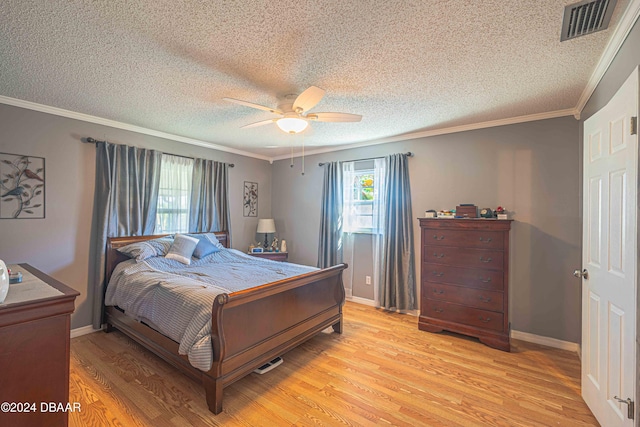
[155,155,194,234]
[343,159,385,233]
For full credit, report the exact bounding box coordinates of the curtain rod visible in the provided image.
[318,152,413,167]
[84,137,235,167]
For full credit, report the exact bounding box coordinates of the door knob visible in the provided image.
[573,269,589,279]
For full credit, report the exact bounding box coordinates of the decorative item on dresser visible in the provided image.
[249,251,288,262]
[0,260,8,303]
[0,264,79,427]
[455,204,478,218]
[418,218,512,351]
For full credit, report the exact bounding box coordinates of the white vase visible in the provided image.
[0,260,9,304]
[280,240,287,253]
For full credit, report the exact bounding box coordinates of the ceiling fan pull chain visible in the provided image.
[290,143,294,168]
[301,134,305,176]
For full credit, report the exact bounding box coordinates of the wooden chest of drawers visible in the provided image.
[0,263,79,427]
[418,218,512,351]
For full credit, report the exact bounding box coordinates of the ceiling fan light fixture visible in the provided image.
[225,86,361,133]
[276,117,308,134]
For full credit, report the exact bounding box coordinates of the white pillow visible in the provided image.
[165,234,199,265]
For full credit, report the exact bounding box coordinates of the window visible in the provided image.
[155,155,193,234]
[349,170,374,231]
[343,159,385,233]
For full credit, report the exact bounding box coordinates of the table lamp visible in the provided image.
[257,219,276,249]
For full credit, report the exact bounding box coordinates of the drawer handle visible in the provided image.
[479,277,492,283]
[433,253,445,258]
[432,289,444,295]
[479,237,492,243]
[478,316,492,323]
[432,271,444,277]
[479,296,492,303]
[433,235,445,240]
[433,308,444,313]
[479,256,492,263]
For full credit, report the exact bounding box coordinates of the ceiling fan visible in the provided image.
[223,86,362,134]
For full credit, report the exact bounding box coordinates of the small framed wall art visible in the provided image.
[243,181,258,217]
[0,152,45,219]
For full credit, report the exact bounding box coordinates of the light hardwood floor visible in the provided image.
[69,302,597,426]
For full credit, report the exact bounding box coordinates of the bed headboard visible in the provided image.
[105,231,230,284]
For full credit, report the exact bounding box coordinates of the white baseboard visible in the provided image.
[70,324,102,339]
[511,330,580,354]
[347,297,580,355]
[69,315,581,359]
[346,296,419,316]
[346,295,376,307]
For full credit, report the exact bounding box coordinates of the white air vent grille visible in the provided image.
[561,0,617,41]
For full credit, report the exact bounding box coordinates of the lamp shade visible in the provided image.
[257,218,276,234]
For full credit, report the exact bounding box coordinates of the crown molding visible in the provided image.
[575,0,640,114]
[270,108,578,161]
[0,95,272,161]
[1,94,578,164]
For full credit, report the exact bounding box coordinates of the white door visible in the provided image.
[582,67,638,426]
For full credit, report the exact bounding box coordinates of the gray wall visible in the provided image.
[0,103,272,329]
[272,116,582,343]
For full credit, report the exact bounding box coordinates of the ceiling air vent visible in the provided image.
[561,0,617,41]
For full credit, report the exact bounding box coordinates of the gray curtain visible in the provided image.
[91,141,162,328]
[317,161,343,268]
[189,158,231,242]
[380,153,416,311]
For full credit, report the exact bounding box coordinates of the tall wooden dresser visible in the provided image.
[418,218,512,351]
[0,263,79,427]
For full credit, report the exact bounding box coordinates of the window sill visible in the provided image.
[343,230,380,235]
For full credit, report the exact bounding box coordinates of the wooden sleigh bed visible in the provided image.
[104,232,347,414]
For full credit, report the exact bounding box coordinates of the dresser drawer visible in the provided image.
[423,299,504,332]
[424,283,503,312]
[423,229,504,250]
[423,245,504,270]
[423,264,504,291]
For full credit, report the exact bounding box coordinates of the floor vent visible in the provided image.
[561,0,617,41]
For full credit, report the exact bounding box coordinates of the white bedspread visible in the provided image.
[105,249,316,371]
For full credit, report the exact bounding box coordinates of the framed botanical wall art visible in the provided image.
[243,181,258,217]
[0,153,45,219]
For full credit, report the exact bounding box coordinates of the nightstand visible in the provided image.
[249,252,288,262]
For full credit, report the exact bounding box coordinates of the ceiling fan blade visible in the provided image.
[223,97,283,115]
[292,86,325,113]
[240,119,277,129]
[306,112,362,122]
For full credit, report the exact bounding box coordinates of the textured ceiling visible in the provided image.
[0,0,632,158]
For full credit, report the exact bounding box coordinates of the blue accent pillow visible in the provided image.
[202,232,224,249]
[187,234,221,259]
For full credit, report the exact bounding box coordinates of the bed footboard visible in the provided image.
[205,263,347,414]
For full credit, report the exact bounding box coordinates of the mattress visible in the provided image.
[105,248,316,371]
